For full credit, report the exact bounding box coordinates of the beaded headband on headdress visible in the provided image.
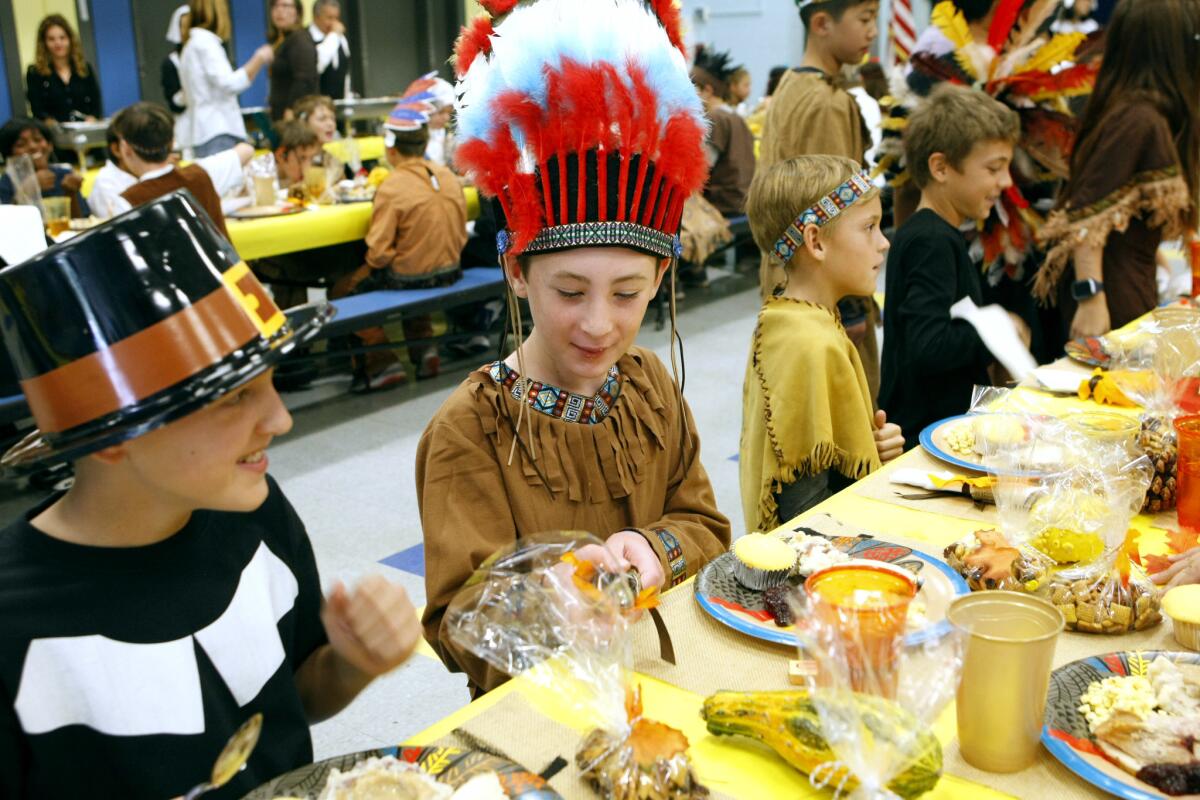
[772,171,874,263]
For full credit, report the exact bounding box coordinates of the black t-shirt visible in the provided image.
[0,476,327,799]
[879,209,992,446]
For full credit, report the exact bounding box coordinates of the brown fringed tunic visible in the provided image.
[416,346,731,693]
[1036,99,1193,329]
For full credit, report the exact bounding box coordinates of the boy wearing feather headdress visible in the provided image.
[758,0,883,401]
[691,46,756,217]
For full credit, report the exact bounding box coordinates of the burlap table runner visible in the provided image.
[432,692,735,800]
[627,512,1183,800]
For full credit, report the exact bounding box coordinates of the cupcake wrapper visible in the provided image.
[732,559,792,591]
[1173,618,1199,651]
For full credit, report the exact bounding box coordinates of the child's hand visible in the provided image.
[1151,546,1200,590]
[606,530,666,590]
[321,577,421,679]
[874,409,905,463]
[575,531,666,590]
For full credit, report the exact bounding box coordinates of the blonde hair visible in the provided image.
[750,155,878,296]
[186,0,231,42]
[34,15,88,77]
[904,83,1020,190]
[293,94,336,121]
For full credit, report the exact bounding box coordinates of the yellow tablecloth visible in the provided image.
[406,328,1184,800]
[323,135,385,165]
[225,186,481,260]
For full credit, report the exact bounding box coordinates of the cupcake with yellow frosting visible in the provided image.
[1162,584,1200,650]
[732,533,796,590]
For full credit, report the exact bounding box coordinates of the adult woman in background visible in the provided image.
[25,15,101,124]
[177,0,273,157]
[267,0,318,121]
[1036,0,1199,337]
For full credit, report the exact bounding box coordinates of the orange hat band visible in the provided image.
[20,265,284,435]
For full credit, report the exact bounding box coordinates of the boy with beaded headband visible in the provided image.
[740,156,904,532]
[418,0,731,694]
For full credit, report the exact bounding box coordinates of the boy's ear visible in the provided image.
[927,152,951,184]
[808,8,833,36]
[653,258,670,292]
[504,254,530,299]
[802,223,827,262]
[89,443,128,465]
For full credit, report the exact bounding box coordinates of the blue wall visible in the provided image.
[90,0,140,115]
[230,0,268,108]
[0,23,11,119]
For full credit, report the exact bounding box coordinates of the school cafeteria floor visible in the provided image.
[0,260,765,760]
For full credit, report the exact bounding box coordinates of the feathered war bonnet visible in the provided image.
[452,0,708,260]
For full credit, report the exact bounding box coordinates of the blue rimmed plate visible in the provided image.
[1042,650,1200,800]
[242,745,562,799]
[694,525,970,648]
[919,414,1062,478]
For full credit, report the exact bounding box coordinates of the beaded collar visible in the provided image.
[489,361,621,425]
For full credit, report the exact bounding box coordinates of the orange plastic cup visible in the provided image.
[804,563,917,697]
[1175,415,1200,532]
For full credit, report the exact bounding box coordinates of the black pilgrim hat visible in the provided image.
[0,191,332,471]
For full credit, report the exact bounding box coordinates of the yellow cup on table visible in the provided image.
[253,175,276,208]
[41,196,71,236]
[947,591,1063,773]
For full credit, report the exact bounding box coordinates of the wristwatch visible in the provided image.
[1071,279,1105,301]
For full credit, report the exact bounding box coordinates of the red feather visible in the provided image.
[559,59,611,153]
[453,16,494,78]
[1004,185,1029,210]
[506,172,545,255]
[654,112,708,197]
[649,0,687,56]
[987,0,1024,51]
[996,63,1098,99]
[478,0,517,16]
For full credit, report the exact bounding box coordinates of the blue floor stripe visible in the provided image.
[380,543,425,577]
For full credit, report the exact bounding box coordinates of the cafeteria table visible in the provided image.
[401,325,1185,800]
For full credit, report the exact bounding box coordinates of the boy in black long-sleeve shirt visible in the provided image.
[880,84,1020,445]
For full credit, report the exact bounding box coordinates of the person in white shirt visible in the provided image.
[177,0,273,157]
[88,124,137,219]
[310,0,350,100]
[161,4,189,114]
[423,78,455,169]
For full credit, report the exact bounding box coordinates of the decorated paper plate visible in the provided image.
[1066,336,1114,369]
[241,745,562,799]
[228,203,306,220]
[1042,650,1200,800]
[694,527,970,648]
[919,414,1062,478]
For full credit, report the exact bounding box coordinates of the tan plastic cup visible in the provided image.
[947,591,1063,773]
[42,196,71,236]
[253,175,276,207]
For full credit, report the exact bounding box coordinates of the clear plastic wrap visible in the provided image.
[988,421,1159,634]
[445,532,707,800]
[1114,310,1200,512]
[4,154,43,209]
[787,576,963,800]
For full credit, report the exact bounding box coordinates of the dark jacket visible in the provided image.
[268,29,319,121]
[25,64,102,122]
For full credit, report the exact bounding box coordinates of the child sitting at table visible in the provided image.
[273,119,323,196]
[0,117,88,216]
[417,0,730,695]
[0,193,421,799]
[109,101,231,235]
[879,84,1020,446]
[740,155,904,532]
[86,122,136,219]
[329,95,466,392]
[293,94,338,144]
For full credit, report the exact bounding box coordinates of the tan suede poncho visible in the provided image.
[740,299,881,533]
[417,346,731,693]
